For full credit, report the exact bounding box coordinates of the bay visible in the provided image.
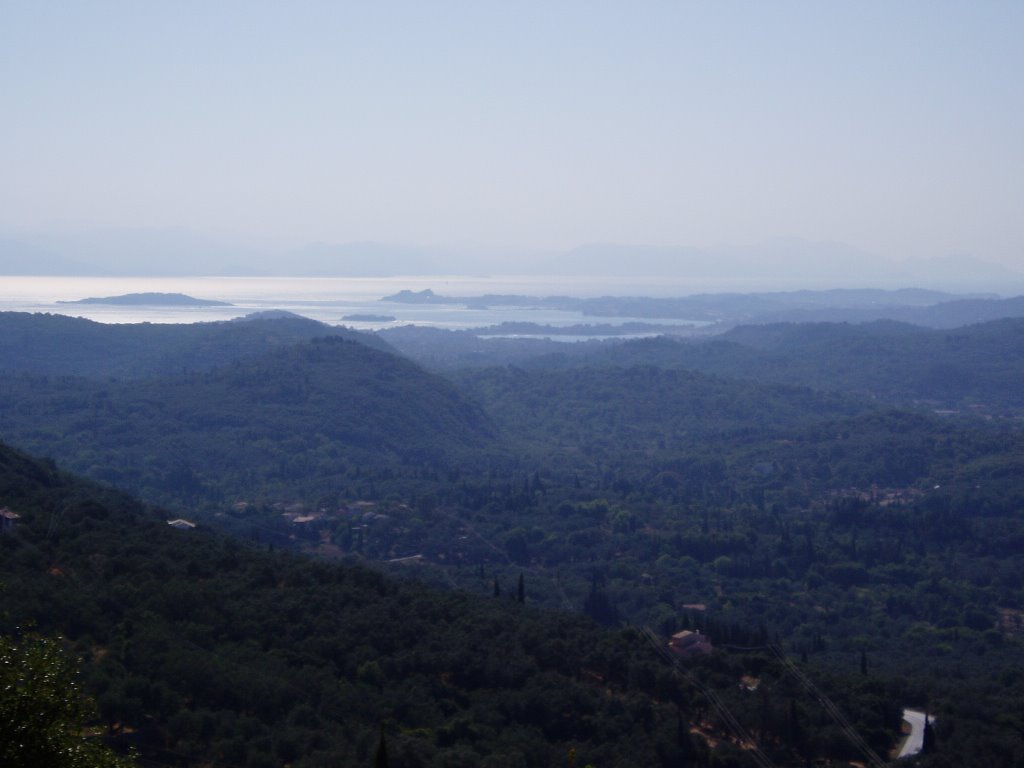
[0,275,708,334]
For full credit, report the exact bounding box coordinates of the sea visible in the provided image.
[0,275,708,339]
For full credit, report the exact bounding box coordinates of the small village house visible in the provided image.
[669,629,713,657]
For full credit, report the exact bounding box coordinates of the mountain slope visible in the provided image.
[0,311,395,378]
[0,337,499,510]
[0,440,710,768]
[453,364,871,468]
[529,318,1024,413]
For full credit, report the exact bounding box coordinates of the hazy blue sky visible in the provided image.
[2,1,1022,267]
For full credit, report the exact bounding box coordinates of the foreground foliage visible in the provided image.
[0,631,135,768]
[0,442,717,767]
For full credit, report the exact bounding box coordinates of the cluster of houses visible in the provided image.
[225,499,390,527]
[276,500,387,526]
[831,485,925,507]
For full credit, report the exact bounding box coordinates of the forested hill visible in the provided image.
[5,313,1024,764]
[0,337,499,510]
[0,311,394,378]
[451,363,1024,495]
[0,439,716,767]
[453,365,872,467]
[525,317,1024,413]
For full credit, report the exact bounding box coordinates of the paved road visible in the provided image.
[899,709,932,759]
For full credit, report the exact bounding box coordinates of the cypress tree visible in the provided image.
[923,714,936,754]
[374,730,389,768]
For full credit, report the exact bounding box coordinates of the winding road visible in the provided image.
[899,709,933,759]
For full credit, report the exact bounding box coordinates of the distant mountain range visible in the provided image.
[0,230,456,277]
[0,237,100,275]
[550,240,1024,292]
[2,229,1022,293]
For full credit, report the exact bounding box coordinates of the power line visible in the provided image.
[769,644,888,768]
[641,628,895,768]
[639,625,778,768]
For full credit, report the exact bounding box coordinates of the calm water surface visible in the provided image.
[0,275,708,333]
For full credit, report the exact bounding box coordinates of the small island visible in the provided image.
[232,310,312,322]
[475,321,689,336]
[342,313,396,322]
[380,289,452,304]
[58,292,233,307]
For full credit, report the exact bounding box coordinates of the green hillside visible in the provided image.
[0,438,833,768]
[540,318,1024,413]
[453,364,871,467]
[0,311,394,378]
[3,313,1024,766]
[0,337,498,511]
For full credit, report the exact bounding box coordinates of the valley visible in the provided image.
[2,296,1024,767]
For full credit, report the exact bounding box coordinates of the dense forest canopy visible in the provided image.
[555,318,1024,414]
[0,311,393,378]
[0,335,498,509]
[0,439,804,767]
[2,306,1024,766]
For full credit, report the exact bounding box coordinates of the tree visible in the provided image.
[374,730,389,768]
[922,714,936,754]
[0,632,136,768]
[517,572,525,604]
[582,572,618,626]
